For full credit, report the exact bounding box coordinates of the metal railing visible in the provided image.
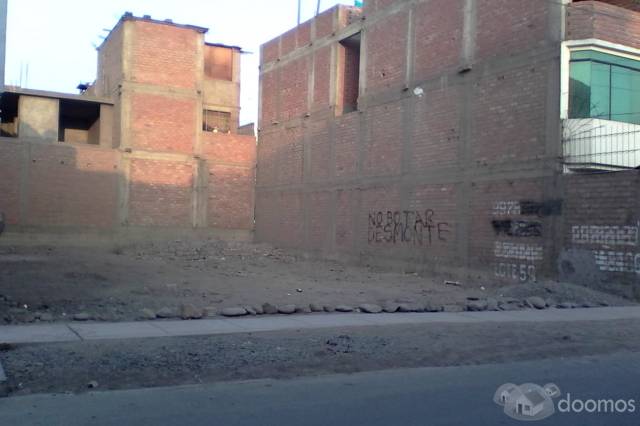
[562,118,640,173]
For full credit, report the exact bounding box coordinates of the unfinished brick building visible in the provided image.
[257,0,640,296]
[0,14,256,239]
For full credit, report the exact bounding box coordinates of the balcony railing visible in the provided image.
[562,118,640,172]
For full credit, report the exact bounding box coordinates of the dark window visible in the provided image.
[337,33,361,116]
[59,99,101,144]
[203,110,231,133]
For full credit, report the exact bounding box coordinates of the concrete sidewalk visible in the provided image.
[1,306,640,345]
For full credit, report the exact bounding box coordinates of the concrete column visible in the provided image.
[117,155,131,226]
[455,0,478,272]
[99,104,114,149]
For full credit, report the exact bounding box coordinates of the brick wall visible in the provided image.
[130,93,197,154]
[574,0,640,12]
[567,1,640,50]
[96,23,124,97]
[131,21,199,90]
[202,132,256,230]
[560,170,640,297]
[365,11,407,92]
[256,1,567,283]
[0,141,119,229]
[0,141,24,225]
[128,158,193,227]
[1,17,255,236]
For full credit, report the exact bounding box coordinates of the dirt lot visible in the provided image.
[2,319,640,396]
[0,239,634,323]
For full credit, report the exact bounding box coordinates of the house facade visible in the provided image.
[0,14,256,240]
[256,0,640,296]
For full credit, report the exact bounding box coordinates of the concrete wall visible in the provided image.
[18,96,59,141]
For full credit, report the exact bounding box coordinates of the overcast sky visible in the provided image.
[5,0,354,125]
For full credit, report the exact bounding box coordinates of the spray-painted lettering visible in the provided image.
[367,210,451,246]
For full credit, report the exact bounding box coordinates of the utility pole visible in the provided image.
[0,0,6,91]
[297,0,301,25]
[316,0,321,16]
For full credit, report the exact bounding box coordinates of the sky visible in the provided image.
[5,0,355,125]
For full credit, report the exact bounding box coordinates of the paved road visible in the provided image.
[2,306,640,344]
[1,352,639,426]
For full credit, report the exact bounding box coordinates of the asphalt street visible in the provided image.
[1,351,639,425]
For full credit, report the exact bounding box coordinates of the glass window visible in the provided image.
[569,50,640,125]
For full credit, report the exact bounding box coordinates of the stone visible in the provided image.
[262,303,278,315]
[498,302,520,311]
[253,305,265,315]
[156,307,175,319]
[203,307,217,318]
[466,300,488,312]
[335,305,354,313]
[295,305,312,314]
[180,304,203,320]
[382,302,400,313]
[359,304,383,314]
[398,303,423,313]
[278,304,297,314]
[557,302,576,309]
[526,297,547,310]
[221,307,248,317]
[244,306,257,316]
[38,313,54,322]
[442,304,464,313]
[310,303,324,312]
[486,298,499,311]
[424,302,442,313]
[140,308,157,320]
[323,305,336,313]
[73,312,91,321]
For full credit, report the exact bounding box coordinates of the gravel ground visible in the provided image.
[2,319,640,396]
[0,240,633,324]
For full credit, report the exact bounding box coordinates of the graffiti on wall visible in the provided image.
[572,223,640,275]
[490,199,559,283]
[367,210,451,246]
[572,225,639,247]
[494,241,544,262]
[491,220,542,238]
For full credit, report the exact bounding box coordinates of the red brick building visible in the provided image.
[256,1,640,296]
[0,14,256,239]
